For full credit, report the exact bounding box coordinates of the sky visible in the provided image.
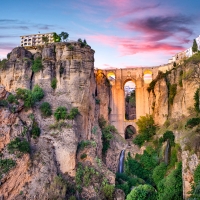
[1,0,200,69]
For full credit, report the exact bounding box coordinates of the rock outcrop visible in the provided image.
[0,43,120,199]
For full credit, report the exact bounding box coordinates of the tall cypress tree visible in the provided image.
[192,39,198,53]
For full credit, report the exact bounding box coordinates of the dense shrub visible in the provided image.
[78,140,91,151]
[102,124,115,155]
[185,118,200,128]
[0,100,8,107]
[98,116,116,155]
[16,88,33,108]
[125,155,149,183]
[116,173,138,195]
[102,184,115,200]
[16,85,44,108]
[8,137,30,154]
[194,88,200,113]
[40,102,52,117]
[126,184,157,200]
[67,107,79,120]
[54,106,67,121]
[75,163,98,188]
[0,158,16,179]
[157,162,182,200]
[152,162,167,185]
[7,94,18,104]
[32,85,44,102]
[31,58,43,72]
[133,115,156,147]
[133,134,146,147]
[51,78,57,89]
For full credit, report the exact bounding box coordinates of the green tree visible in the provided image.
[59,32,69,42]
[53,32,61,42]
[42,36,49,44]
[126,184,157,200]
[133,115,156,146]
[78,38,88,47]
[192,39,198,53]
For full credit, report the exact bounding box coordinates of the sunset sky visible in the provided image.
[1,0,200,69]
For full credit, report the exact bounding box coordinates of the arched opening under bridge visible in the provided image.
[124,80,136,120]
[125,125,136,139]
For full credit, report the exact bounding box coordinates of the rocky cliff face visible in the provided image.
[148,62,200,199]
[0,44,122,199]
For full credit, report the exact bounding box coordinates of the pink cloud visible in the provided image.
[88,34,184,56]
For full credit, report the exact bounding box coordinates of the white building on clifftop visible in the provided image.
[20,32,54,47]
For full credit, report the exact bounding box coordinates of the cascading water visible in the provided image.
[164,139,170,165]
[118,150,125,173]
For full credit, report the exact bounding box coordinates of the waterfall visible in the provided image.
[118,150,125,173]
[164,139,170,165]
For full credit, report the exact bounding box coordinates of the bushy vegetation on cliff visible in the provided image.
[116,126,183,200]
[16,84,44,108]
[54,106,79,121]
[0,158,16,180]
[98,116,117,155]
[31,58,43,72]
[133,114,156,147]
[189,164,200,199]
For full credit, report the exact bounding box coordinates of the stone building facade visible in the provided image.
[20,32,54,47]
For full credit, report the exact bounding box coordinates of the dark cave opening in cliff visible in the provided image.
[124,80,136,120]
[125,125,136,139]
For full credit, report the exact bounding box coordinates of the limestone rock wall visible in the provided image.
[148,63,200,199]
[0,44,119,199]
[149,65,199,126]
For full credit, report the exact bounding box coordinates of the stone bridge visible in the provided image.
[101,64,173,138]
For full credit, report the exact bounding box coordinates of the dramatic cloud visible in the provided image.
[124,15,194,42]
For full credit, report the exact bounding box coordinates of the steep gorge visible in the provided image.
[0,43,200,200]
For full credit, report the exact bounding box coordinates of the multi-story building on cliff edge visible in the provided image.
[20,32,54,47]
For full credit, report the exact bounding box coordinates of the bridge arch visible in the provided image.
[124,125,136,139]
[107,72,115,85]
[100,67,161,138]
[143,69,153,84]
[124,80,136,121]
